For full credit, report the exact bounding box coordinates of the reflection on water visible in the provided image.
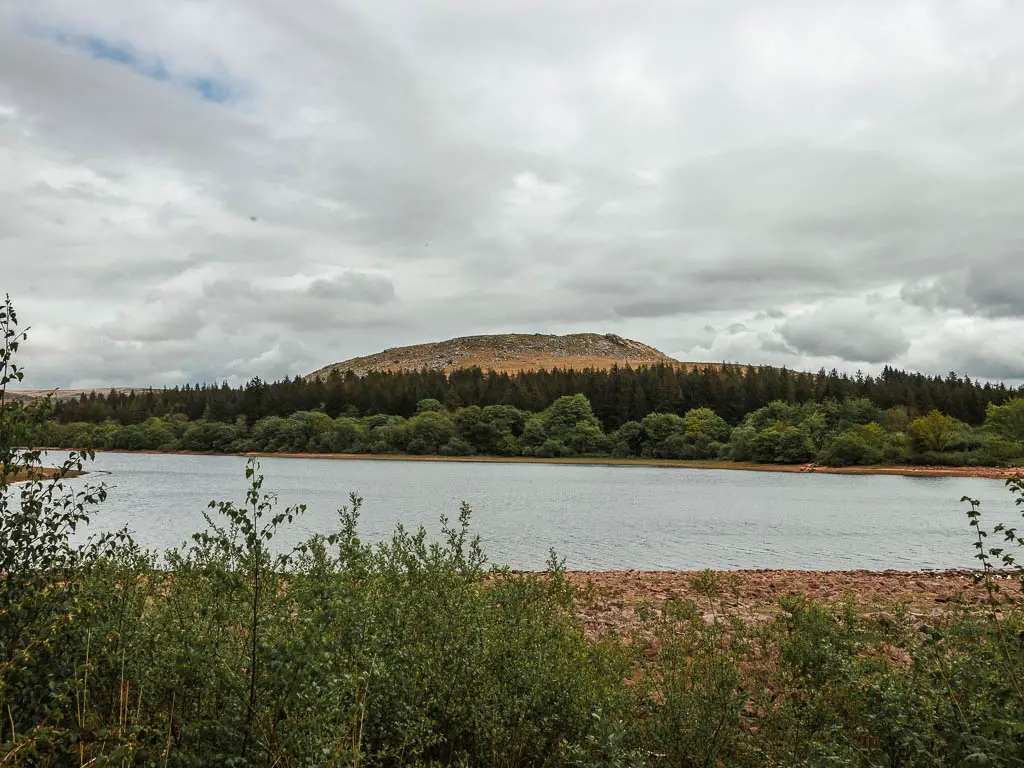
[46,451,1016,571]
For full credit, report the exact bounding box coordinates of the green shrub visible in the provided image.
[535,439,571,458]
[416,397,444,414]
[907,410,966,453]
[639,579,751,766]
[495,433,522,456]
[822,423,886,466]
[985,398,1024,443]
[440,436,476,456]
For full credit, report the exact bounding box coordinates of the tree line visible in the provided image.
[39,392,1024,467]
[51,362,1019,430]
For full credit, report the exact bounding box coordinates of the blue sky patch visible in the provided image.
[187,76,232,104]
[44,30,233,104]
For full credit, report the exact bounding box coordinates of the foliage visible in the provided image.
[51,357,1019,434]
[0,296,133,755]
[41,391,1024,467]
[985,398,1024,446]
[821,423,886,467]
[907,410,967,453]
[637,574,750,766]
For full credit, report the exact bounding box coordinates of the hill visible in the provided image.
[3,387,144,403]
[306,333,684,379]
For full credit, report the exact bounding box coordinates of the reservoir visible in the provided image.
[47,451,1017,571]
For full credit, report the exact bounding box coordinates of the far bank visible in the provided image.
[40,447,1023,480]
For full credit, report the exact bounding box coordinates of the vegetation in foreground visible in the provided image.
[5,297,1024,765]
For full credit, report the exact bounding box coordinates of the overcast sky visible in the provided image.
[3,0,1024,389]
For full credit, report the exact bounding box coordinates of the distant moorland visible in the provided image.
[305,332,684,377]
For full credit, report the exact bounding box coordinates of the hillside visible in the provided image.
[306,333,684,379]
[3,387,143,403]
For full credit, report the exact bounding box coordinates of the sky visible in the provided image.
[3,0,1024,389]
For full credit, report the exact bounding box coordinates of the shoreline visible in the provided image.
[5,467,84,483]
[43,447,1023,480]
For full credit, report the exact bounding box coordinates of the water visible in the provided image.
[39,451,1018,571]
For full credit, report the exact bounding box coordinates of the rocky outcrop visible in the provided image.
[306,332,679,379]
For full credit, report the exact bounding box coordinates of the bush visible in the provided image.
[180,419,245,452]
[641,412,685,446]
[822,424,886,467]
[639,580,750,766]
[534,439,570,458]
[415,397,444,413]
[610,421,643,457]
[495,433,522,456]
[322,416,365,453]
[737,424,816,464]
[907,410,966,453]
[985,398,1024,443]
[682,407,732,443]
[440,436,476,456]
[2,458,635,764]
[882,432,908,463]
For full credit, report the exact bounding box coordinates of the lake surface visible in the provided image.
[42,451,1019,571]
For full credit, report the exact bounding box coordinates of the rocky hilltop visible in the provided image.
[3,387,142,403]
[306,333,680,379]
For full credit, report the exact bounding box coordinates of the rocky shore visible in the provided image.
[566,569,1005,638]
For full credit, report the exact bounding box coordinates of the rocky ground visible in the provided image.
[565,569,1005,639]
[306,332,682,378]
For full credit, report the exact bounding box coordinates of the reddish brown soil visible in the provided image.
[241,452,1019,479]
[565,570,1004,638]
[47,448,1020,480]
[803,464,1021,479]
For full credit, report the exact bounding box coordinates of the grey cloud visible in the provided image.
[306,273,395,304]
[104,301,205,343]
[605,269,840,319]
[902,256,1024,318]
[779,303,911,364]
[900,278,964,313]
[198,272,398,333]
[909,325,1024,383]
[614,300,691,319]
[31,331,316,389]
[759,337,796,355]
[954,356,1024,382]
